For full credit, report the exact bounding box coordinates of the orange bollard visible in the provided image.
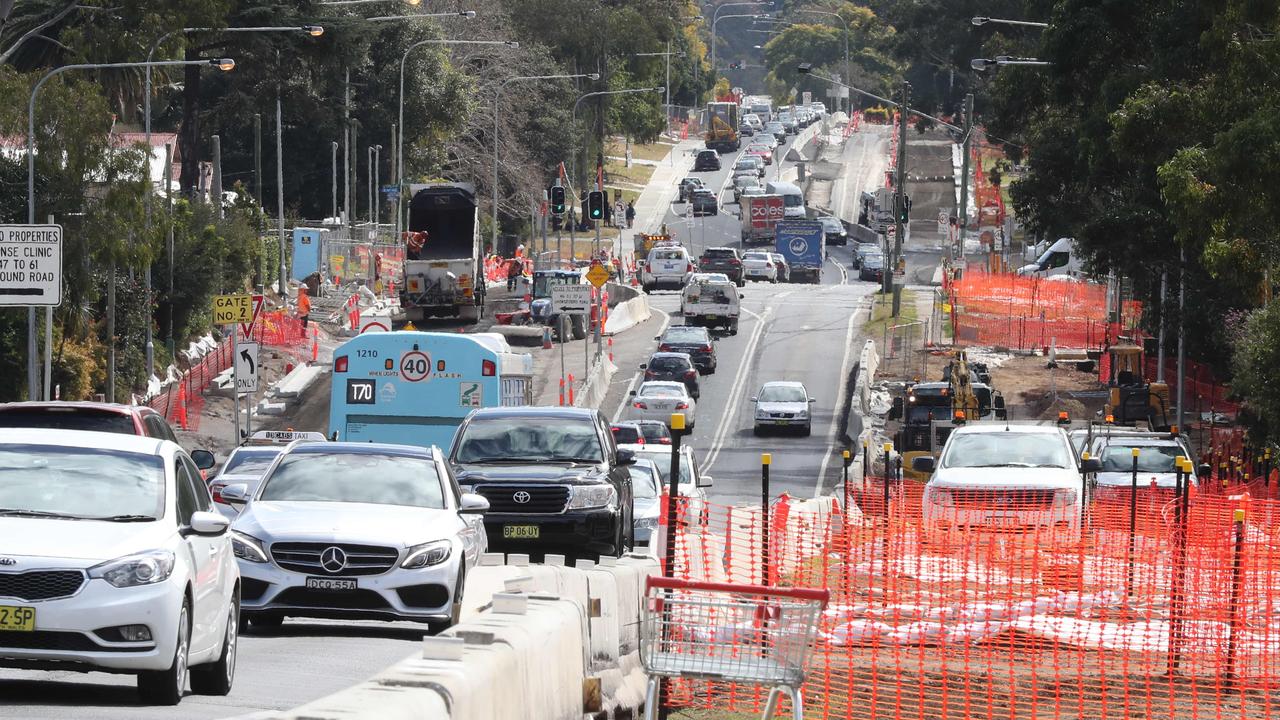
[568,373,575,405]
[311,326,319,363]
[558,377,565,406]
[608,336,613,362]
[542,326,553,350]
[175,383,188,431]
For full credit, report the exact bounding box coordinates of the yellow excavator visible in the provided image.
[893,350,999,480]
[1103,341,1171,430]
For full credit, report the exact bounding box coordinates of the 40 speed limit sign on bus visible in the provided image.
[399,350,432,382]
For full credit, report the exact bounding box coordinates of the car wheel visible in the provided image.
[801,423,812,437]
[730,321,739,336]
[190,595,238,696]
[138,599,190,705]
[245,613,283,631]
[753,425,764,437]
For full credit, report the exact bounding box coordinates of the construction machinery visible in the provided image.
[705,102,741,153]
[890,350,1006,480]
[1102,340,1171,430]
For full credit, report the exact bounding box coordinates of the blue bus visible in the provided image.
[329,331,534,449]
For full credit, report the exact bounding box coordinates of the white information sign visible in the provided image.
[551,284,592,315]
[0,224,62,306]
[235,341,260,394]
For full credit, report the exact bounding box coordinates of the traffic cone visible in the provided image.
[311,326,319,364]
[175,382,188,431]
[558,377,565,406]
[568,374,575,405]
[543,326,553,350]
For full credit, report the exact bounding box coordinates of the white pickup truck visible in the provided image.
[681,277,741,334]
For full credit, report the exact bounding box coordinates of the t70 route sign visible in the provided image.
[0,224,62,306]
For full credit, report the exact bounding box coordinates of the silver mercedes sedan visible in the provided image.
[222,441,489,632]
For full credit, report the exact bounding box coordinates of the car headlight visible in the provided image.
[568,485,618,510]
[401,540,453,569]
[796,408,809,418]
[925,488,954,507]
[635,517,658,530]
[230,531,268,563]
[89,550,176,588]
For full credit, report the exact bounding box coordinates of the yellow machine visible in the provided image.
[894,350,996,481]
[1103,342,1171,431]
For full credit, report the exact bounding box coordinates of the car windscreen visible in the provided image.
[0,408,136,434]
[0,445,165,520]
[653,250,684,260]
[820,218,841,230]
[665,327,709,341]
[648,356,689,372]
[222,448,282,477]
[638,423,671,442]
[610,425,643,444]
[1100,444,1182,472]
[640,385,686,398]
[453,416,604,463]
[629,465,661,498]
[941,433,1072,469]
[703,249,735,258]
[636,450,693,485]
[783,194,803,207]
[743,252,771,261]
[259,452,444,508]
[759,385,806,402]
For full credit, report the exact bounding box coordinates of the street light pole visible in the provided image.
[795,9,850,113]
[493,72,597,255]
[30,57,235,401]
[398,39,516,241]
[636,48,684,121]
[710,2,771,83]
[971,16,1049,28]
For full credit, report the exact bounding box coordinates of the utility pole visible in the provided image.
[331,141,338,222]
[887,81,909,301]
[254,113,263,207]
[164,143,174,357]
[955,92,973,262]
[211,135,223,220]
[344,68,350,231]
[276,94,286,295]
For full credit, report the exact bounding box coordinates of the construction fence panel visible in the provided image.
[656,480,1280,719]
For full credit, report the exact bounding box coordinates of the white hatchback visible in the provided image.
[742,251,779,282]
[628,381,697,431]
[0,429,238,705]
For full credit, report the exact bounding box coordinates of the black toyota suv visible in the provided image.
[448,407,635,559]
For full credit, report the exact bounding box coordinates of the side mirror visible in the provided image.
[888,397,904,421]
[653,335,661,341]
[617,448,636,465]
[459,493,490,514]
[629,389,637,396]
[1198,463,1212,478]
[808,397,817,403]
[911,456,936,473]
[187,510,230,536]
[698,474,714,488]
[639,363,647,370]
[220,483,250,505]
[1081,458,1103,473]
[190,449,216,470]
[739,293,746,299]
[750,396,758,402]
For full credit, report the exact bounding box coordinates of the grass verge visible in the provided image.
[606,137,675,164]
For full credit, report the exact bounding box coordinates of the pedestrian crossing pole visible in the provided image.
[888,81,910,305]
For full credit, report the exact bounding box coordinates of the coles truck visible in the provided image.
[400,182,482,323]
[740,194,785,245]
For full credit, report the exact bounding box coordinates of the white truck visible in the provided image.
[681,276,741,335]
[400,183,483,322]
[1018,237,1084,279]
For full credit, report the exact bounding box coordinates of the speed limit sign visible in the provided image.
[399,350,432,382]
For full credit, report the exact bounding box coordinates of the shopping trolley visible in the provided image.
[639,576,829,720]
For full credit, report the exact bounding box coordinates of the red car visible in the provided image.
[0,401,182,443]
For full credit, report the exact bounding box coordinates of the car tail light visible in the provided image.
[659,344,672,352]
[730,259,741,265]
[210,483,225,504]
[675,401,689,410]
[334,355,348,373]
[685,370,697,379]
[701,344,713,352]
[657,437,672,444]
[633,401,648,409]
[481,359,496,376]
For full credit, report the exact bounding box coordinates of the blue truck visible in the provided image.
[775,220,825,284]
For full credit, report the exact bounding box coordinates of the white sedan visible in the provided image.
[742,251,779,282]
[628,381,697,430]
[0,429,237,705]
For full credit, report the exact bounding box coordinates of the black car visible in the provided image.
[641,351,701,398]
[678,177,705,202]
[818,216,848,246]
[690,189,718,217]
[698,246,744,285]
[449,407,635,559]
[694,149,721,171]
[656,325,717,374]
[859,252,886,282]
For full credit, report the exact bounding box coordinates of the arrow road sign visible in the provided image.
[235,341,259,394]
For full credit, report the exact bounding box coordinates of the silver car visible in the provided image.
[631,445,713,527]
[733,175,761,203]
[627,458,663,544]
[224,442,489,631]
[752,381,817,436]
[209,446,284,519]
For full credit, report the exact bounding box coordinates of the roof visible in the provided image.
[760,380,806,389]
[0,428,166,455]
[952,423,1068,436]
[0,401,152,414]
[649,351,694,360]
[468,406,597,420]
[287,441,434,458]
[639,381,689,390]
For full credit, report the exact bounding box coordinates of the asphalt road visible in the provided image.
[0,120,897,718]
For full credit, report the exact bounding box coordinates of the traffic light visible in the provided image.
[550,185,566,215]
[898,195,912,224]
[587,191,605,221]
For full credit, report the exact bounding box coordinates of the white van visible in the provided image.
[1018,237,1084,279]
[765,181,805,219]
[641,244,694,293]
[681,276,741,334]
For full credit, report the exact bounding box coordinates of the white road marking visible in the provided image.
[814,306,868,497]
[610,307,672,423]
[704,304,772,471]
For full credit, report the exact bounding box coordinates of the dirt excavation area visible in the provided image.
[985,352,1108,422]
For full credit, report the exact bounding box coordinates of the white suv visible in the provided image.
[0,430,238,705]
[642,244,694,292]
[913,423,1099,540]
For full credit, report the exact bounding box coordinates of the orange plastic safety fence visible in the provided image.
[656,484,1280,719]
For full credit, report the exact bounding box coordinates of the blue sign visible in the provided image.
[775,220,824,266]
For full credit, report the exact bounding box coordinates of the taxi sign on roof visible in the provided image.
[246,430,327,445]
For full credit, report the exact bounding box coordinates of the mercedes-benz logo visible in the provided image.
[512,491,532,504]
[319,546,348,574]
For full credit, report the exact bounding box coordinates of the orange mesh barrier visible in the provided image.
[655,480,1280,719]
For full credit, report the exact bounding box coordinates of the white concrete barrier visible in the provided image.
[253,553,659,720]
[604,294,652,336]
[574,356,617,410]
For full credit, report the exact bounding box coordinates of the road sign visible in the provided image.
[235,341,259,394]
[802,91,812,106]
[360,315,390,333]
[239,294,264,339]
[213,294,254,325]
[0,224,62,306]
[551,284,592,314]
[585,264,610,288]
[400,350,432,382]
